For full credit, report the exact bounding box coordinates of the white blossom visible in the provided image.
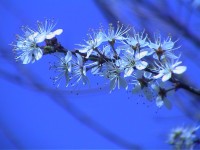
[89,45,111,74]
[151,84,172,108]
[153,57,187,82]
[72,53,89,85]
[148,34,179,60]
[77,32,103,58]
[168,126,200,149]
[51,51,72,87]
[13,28,43,64]
[121,29,149,52]
[12,20,63,64]
[36,19,63,42]
[131,71,154,100]
[101,23,130,42]
[122,51,148,77]
[103,61,128,92]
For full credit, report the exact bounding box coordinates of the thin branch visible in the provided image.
[43,38,200,97]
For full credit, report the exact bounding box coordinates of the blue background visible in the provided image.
[0,0,200,149]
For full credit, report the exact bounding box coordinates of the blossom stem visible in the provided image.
[174,80,200,96]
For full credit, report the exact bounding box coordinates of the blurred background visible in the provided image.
[0,0,200,149]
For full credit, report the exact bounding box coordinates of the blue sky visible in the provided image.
[0,0,200,149]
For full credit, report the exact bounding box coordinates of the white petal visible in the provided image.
[78,48,89,53]
[22,55,31,64]
[46,32,56,39]
[76,53,83,66]
[166,52,178,59]
[86,49,93,58]
[82,75,88,85]
[124,67,134,77]
[143,87,153,100]
[142,48,154,56]
[17,41,26,48]
[162,41,174,50]
[91,66,100,74]
[144,71,152,79]
[65,51,72,63]
[35,34,46,43]
[135,51,148,60]
[34,49,43,60]
[151,84,159,92]
[83,66,87,76]
[135,61,148,70]
[156,96,164,108]
[53,29,63,35]
[153,53,159,60]
[103,45,111,55]
[172,61,182,68]
[162,72,172,82]
[153,73,164,79]
[119,76,128,90]
[132,82,141,93]
[149,42,159,49]
[68,62,72,72]
[173,66,187,74]
[163,99,172,109]
[110,78,117,92]
[28,32,39,41]
[65,72,70,87]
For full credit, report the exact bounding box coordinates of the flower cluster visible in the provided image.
[12,21,188,108]
[168,126,200,150]
[12,19,63,64]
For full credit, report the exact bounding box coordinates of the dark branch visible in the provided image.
[42,38,200,97]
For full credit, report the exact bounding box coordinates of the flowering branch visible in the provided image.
[12,20,200,108]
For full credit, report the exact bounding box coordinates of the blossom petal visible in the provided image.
[83,66,87,76]
[164,99,172,109]
[28,32,39,41]
[22,55,31,64]
[119,76,128,90]
[135,51,148,60]
[110,78,117,92]
[76,53,83,66]
[79,47,89,53]
[151,84,159,92]
[166,52,178,59]
[173,66,187,74]
[143,87,153,100]
[156,96,164,108]
[91,66,100,74]
[142,48,154,56]
[46,32,56,39]
[153,53,159,60]
[53,29,63,35]
[68,62,72,72]
[86,49,93,58]
[153,73,164,79]
[132,82,141,93]
[82,75,88,85]
[144,71,152,79]
[35,34,46,43]
[135,61,148,70]
[34,48,43,60]
[124,67,134,77]
[162,72,172,82]
[65,51,72,63]
[149,42,159,49]
[162,41,174,50]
